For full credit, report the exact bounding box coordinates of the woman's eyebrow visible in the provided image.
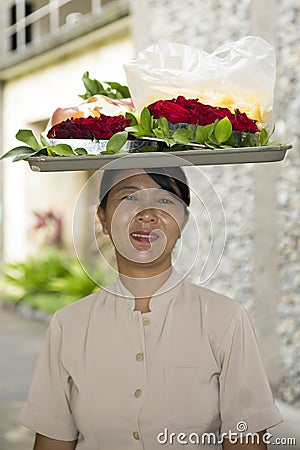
[116,185,140,192]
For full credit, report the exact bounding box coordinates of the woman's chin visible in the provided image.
[127,251,160,265]
[117,249,164,267]
[130,241,151,252]
[113,236,168,267]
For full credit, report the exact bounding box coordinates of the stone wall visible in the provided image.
[276,1,300,407]
[130,0,300,406]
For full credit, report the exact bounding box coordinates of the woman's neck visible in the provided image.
[118,263,173,300]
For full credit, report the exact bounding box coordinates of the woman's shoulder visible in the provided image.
[53,288,108,326]
[181,278,245,323]
[181,279,252,351]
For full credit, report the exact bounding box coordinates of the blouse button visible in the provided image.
[133,431,140,440]
[142,317,150,326]
[136,352,144,362]
[134,388,142,398]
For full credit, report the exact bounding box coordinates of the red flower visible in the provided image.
[148,100,191,123]
[47,115,131,140]
[230,109,259,133]
[148,96,259,133]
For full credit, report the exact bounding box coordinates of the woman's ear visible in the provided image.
[181,209,189,233]
[176,209,189,240]
[97,206,109,235]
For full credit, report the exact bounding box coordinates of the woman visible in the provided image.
[21,167,282,449]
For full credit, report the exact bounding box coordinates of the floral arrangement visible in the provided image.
[48,115,131,140]
[148,96,259,133]
[0,72,281,162]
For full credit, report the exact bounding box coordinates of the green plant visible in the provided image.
[0,248,111,314]
[18,293,76,314]
[79,71,131,100]
[125,108,278,150]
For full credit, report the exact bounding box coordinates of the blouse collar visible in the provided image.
[108,268,183,312]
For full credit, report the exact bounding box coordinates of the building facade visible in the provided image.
[0,0,133,261]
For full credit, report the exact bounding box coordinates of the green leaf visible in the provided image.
[204,141,218,149]
[46,146,57,157]
[105,131,128,154]
[136,129,153,137]
[126,127,153,137]
[79,73,131,100]
[48,144,75,156]
[125,125,141,135]
[138,145,158,152]
[125,112,138,126]
[230,131,243,147]
[207,134,220,146]
[153,128,165,139]
[105,81,130,98]
[165,138,177,147]
[13,148,41,161]
[172,128,193,144]
[140,107,152,132]
[40,134,49,147]
[104,81,121,90]
[260,128,269,146]
[268,139,286,146]
[0,146,32,160]
[168,144,186,152]
[118,86,131,98]
[74,147,87,155]
[16,129,42,151]
[194,124,215,144]
[241,132,258,147]
[79,71,104,99]
[268,123,276,140]
[214,117,233,143]
[84,71,104,94]
[157,117,170,136]
[99,150,113,155]
[194,127,207,144]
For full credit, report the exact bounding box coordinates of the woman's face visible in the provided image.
[98,170,189,271]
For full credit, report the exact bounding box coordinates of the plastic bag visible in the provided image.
[124,36,276,128]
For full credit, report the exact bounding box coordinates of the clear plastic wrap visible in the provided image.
[124,36,276,128]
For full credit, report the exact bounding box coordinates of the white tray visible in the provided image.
[27,144,292,172]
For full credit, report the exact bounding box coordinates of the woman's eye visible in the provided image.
[122,194,137,201]
[158,198,174,204]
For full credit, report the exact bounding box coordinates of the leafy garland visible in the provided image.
[124,108,275,149]
[0,107,280,162]
[0,71,283,162]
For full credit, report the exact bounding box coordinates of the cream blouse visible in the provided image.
[20,272,282,449]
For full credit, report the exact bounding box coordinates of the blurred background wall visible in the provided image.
[130,0,300,407]
[0,0,299,411]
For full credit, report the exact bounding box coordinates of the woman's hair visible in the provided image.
[99,167,190,212]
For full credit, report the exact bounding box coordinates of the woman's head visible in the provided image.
[97,167,190,274]
[99,167,190,212]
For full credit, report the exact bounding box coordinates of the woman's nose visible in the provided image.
[136,208,158,222]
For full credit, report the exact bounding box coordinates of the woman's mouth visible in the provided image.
[130,231,159,243]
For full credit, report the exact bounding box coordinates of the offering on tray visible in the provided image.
[0,37,290,167]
